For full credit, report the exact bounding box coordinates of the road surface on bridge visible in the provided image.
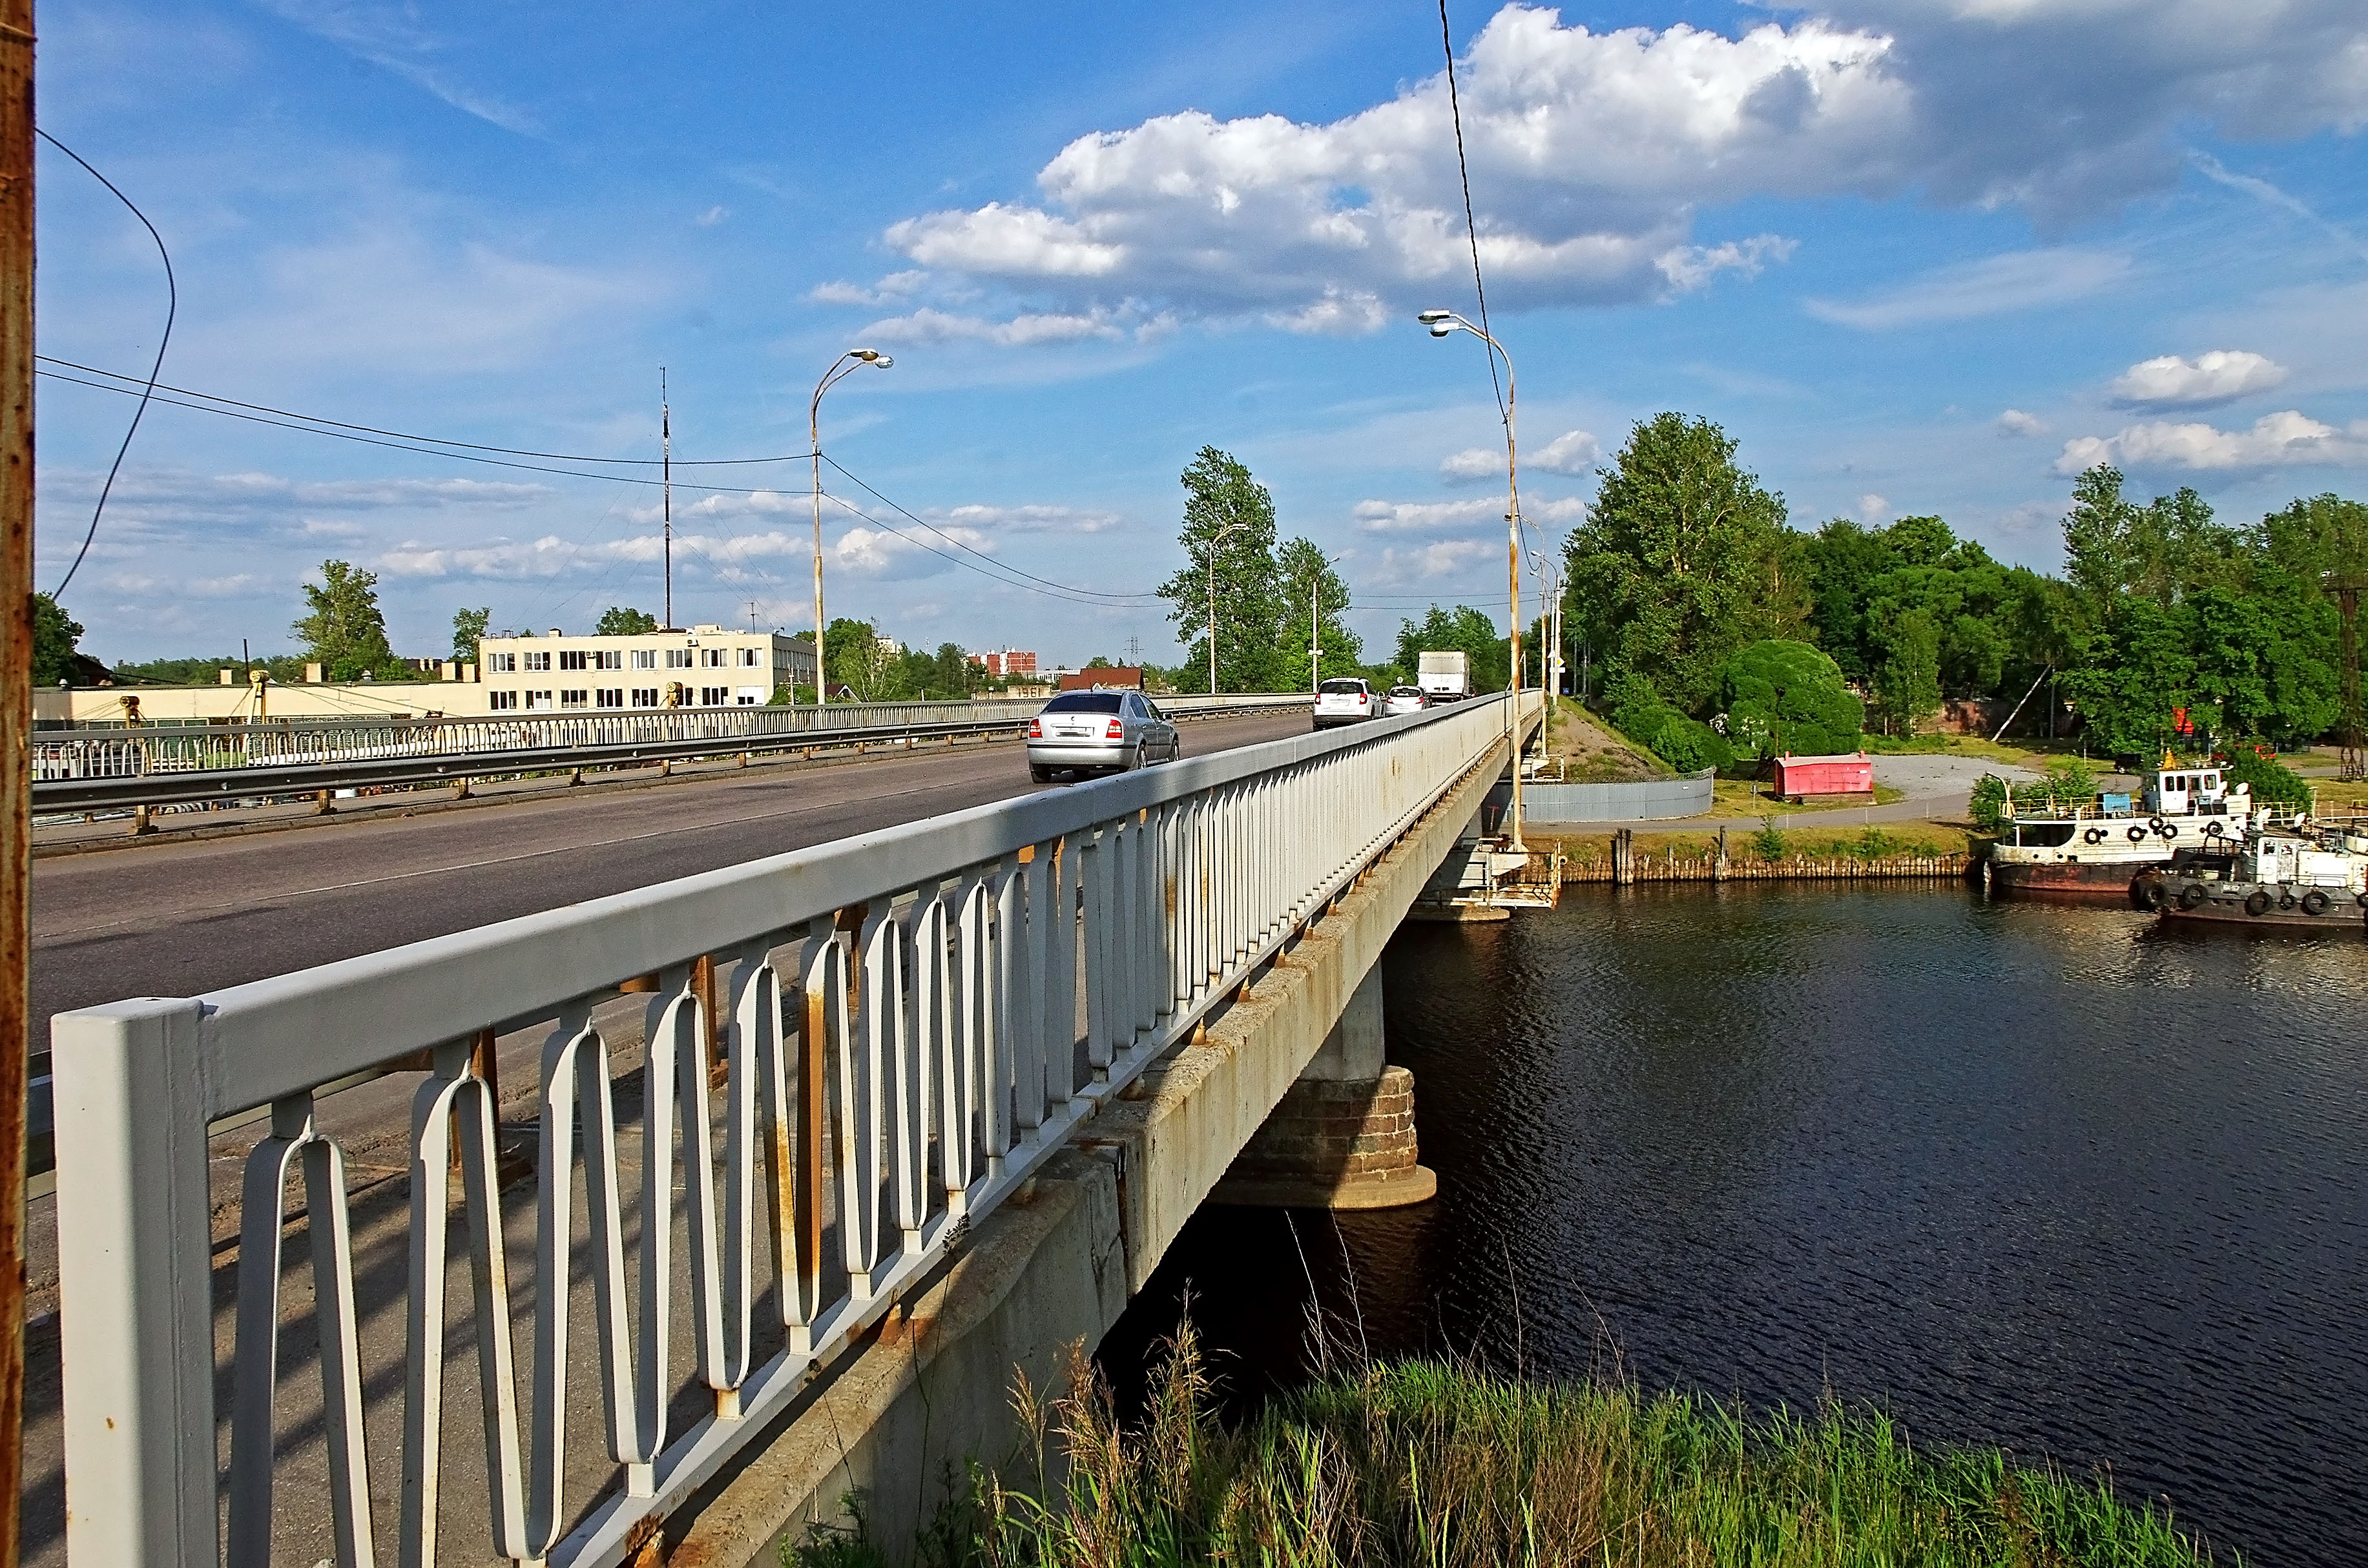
[30,708,1313,1043]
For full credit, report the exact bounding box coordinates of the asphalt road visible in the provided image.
[30,709,1314,1046]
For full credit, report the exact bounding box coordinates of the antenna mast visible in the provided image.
[661,368,673,630]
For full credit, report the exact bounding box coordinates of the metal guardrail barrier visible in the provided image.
[50,693,1532,1567]
[30,693,1311,812]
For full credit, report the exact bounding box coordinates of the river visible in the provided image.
[1104,884,2368,1566]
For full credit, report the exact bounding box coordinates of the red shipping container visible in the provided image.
[1772,752,1875,803]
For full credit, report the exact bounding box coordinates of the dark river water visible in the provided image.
[1104,884,2368,1567]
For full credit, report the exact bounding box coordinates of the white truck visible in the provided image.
[1417,650,1473,702]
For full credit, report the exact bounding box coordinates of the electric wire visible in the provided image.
[39,354,815,466]
[39,130,174,599]
[822,454,1164,604]
[1436,1,1506,429]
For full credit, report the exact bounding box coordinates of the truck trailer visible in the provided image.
[1417,650,1473,701]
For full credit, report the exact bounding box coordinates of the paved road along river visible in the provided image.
[1113,882,2368,1567]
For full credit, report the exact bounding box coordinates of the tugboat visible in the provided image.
[1986,761,2251,902]
[2135,821,2368,931]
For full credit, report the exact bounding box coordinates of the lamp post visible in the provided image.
[809,348,893,703]
[1310,550,1345,694]
[1417,309,1526,851]
[1206,519,1246,696]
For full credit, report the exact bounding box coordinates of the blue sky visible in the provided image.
[33,0,2368,667]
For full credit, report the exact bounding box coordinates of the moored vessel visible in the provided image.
[1987,762,2252,902]
[2135,823,2368,931]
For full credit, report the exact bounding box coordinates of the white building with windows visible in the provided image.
[474,624,816,714]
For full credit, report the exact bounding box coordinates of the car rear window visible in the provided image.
[1320,679,1367,695]
[1390,686,1422,697]
[1042,693,1123,713]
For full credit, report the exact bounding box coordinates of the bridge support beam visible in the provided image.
[1209,967,1435,1209]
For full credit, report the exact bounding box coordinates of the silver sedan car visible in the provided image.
[1027,690,1180,781]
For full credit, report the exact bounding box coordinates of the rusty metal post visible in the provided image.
[0,2,31,1558]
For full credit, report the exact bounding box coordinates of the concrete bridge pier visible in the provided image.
[1210,967,1436,1209]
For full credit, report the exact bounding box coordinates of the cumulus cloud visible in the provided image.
[2107,350,2289,411]
[1355,495,1585,533]
[1369,540,1498,586]
[805,271,927,307]
[1805,248,2130,329]
[928,503,1123,535]
[2054,411,2368,475]
[1857,493,1889,522]
[851,2,2368,336]
[862,305,1147,347]
[1996,409,2048,437]
[1441,428,1595,482]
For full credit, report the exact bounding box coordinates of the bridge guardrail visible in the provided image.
[51,692,1535,1567]
[30,692,1312,812]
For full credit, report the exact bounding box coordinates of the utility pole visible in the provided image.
[661,369,672,630]
[0,3,33,1557]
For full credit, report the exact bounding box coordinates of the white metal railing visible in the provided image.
[51,692,1532,1567]
[31,692,1298,779]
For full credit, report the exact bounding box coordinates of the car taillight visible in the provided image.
[1028,718,1042,738]
[1105,717,1125,739]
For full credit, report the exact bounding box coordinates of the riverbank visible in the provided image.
[813,1334,2223,1567]
[1541,824,1977,883]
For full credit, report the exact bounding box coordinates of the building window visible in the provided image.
[487,652,517,673]
[488,690,518,710]
[561,689,589,709]
[667,648,694,668]
[559,650,588,671]
[736,687,763,705]
[701,686,729,706]
[596,688,624,708]
[524,651,552,672]
[630,686,659,707]
[631,649,656,670]
[701,648,726,668]
[524,690,553,710]
[736,647,759,667]
[594,650,622,670]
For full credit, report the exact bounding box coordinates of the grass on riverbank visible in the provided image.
[1542,821,1976,867]
[806,1328,2227,1568]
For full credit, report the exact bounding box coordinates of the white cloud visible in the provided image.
[862,305,1130,347]
[2053,411,2368,475]
[1440,428,1594,482]
[1369,540,1497,586]
[1355,495,1585,533]
[805,271,928,307]
[695,205,729,227]
[1805,248,2130,329]
[867,2,2368,333]
[252,1,539,134]
[1996,409,2048,437]
[1857,493,1889,522]
[2107,349,2289,410]
[928,503,1123,535]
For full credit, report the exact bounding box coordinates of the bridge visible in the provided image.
[47,691,1543,1567]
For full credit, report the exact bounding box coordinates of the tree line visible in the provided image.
[1564,412,2366,767]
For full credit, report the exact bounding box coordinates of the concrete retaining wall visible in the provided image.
[1524,768,1714,822]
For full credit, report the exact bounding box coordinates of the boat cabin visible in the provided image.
[2145,768,2234,816]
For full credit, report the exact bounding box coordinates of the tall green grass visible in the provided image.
[793,1325,2229,1568]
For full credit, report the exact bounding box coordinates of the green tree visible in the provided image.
[293,559,397,681]
[1274,537,1360,691]
[1155,448,1283,692]
[1391,604,1508,692]
[32,593,83,686]
[1871,606,1942,735]
[1714,639,1863,757]
[823,617,886,699]
[596,605,659,636]
[932,642,973,696]
[451,606,490,664]
[1565,413,1804,712]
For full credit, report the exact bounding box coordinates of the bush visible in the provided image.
[1754,816,1786,861]
[2036,758,2098,814]
[1968,774,2010,836]
[1716,639,1865,758]
[1607,672,1734,774]
[2225,747,2311,805]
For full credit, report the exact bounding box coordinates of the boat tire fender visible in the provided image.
[2178,883,2207,911]
[2160,823,2179,840]
[2356,891,2368,909]
[2279,892,2296,911]
[2204,820,2225,838]
[2144,880,2167,911]
[2150,816,2168,834]
[2083,827,2105,845]
[2303,889,2331,916]
[2128,825,2149,843]
[2245,889,2272,916]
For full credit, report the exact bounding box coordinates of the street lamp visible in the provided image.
[809,348,893,703]
[1309,550,1345,694]
[1206,519,1247,695]
[1417,309,1526,851]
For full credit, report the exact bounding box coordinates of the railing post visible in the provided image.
[54,996,218,1566]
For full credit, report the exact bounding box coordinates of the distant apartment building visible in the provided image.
[975,648,1038,677]
[475,624,816,713]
